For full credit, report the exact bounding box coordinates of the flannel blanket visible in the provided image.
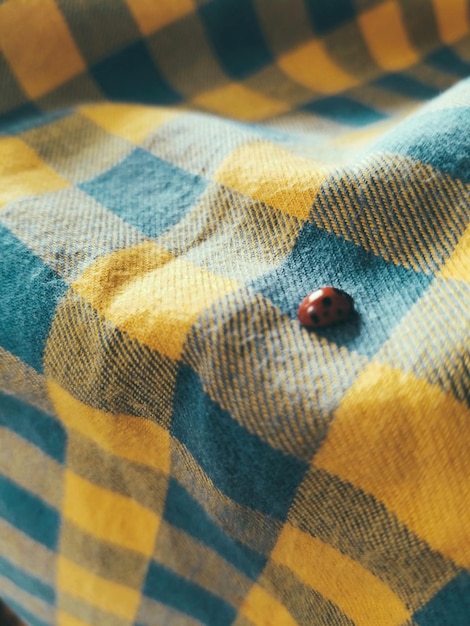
[1,1,470,625]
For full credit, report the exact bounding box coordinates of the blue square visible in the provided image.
[303,96,387,127]
[144,560,235,626]
[171,365,307,519]
[91,41,182,105]
[373,74,440,100]
[305,0,356,34]
[0,394,67,464]
[0,224,68,373]
[249,223,433,357]
[414,571,470,626]
[427,48,470,77]
[0,475,59,550]
[0,103,45,135]
[80,148,207,239]
[199,0,272,78]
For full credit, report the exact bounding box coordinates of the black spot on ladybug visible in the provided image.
[322,297,332,307]
[310,313,320,324]
[337,308,344,316]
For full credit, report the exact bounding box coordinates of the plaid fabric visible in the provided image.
[1,0,470,624]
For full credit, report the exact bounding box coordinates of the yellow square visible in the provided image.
[214,141,330,220]
[72,241,240,361]
[126,0,195,35]
[48,381,171,475]
[358,1,418,71]
[271,524,410,626]
[0,137,68,207]
[63,471,160,556]
[440,223,470,283]
[80,103,182,144]
[432,0,469,44]
[0,0,85,99]
[315,362,470,568]
[279,39,358,94]
[193,83,289,122]
[57,557,140,621]
[238,584,297,626]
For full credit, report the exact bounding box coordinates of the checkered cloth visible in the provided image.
[1,1,470,624]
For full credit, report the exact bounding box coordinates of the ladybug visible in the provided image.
[297,286,354,329]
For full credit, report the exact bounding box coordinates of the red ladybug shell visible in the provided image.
[297,287,354,328]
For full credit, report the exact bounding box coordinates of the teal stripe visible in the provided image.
[0,556,55,605]
[164,478,266,579]
[0,224,67,373]
[172,365,307,518]
[91,41,182,105]
[427,49,470,77]
[144,561,236,626]
[0,475,59,549]
[305,0,355,34]
[414,571,470,626]
[373,73,441,99]
[302,96,387,126]
[199,0,272,79]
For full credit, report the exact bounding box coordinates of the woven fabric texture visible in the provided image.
[1,0,470,624]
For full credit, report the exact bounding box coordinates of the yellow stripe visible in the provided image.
[0,137,68,207]
[214,141,330,220]
[271,524,410,626]
[80,103,181,144]
[63,471,160,556]
[0,0,85,98]
[359,1,418,71]
[315,362,470,568]
[279,40,358,94]
[432,0,469,44]
[71,240,240,361]
[57,557,140,621]
[48,380,170,475]
[126,0,195,35]
[193,83,289,122]
[240,584,298,626]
